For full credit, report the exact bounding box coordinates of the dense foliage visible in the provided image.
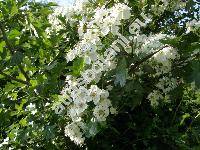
[0,0,200,149]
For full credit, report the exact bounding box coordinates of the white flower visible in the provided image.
[66,52,76,62]
[65,122,85,145]
[93,105,109,122]
[68,106,80,121]
[29,121,34,127]
[100,90,109,99]
[88,85,101,104]
[106,85,113,91]
[148,90,163,107]
[31,109,37,115]
[27,103,35,110]
[186,19,200,33]
[153,46,177,63]
[84,55,92,64]
[75,102,88,115]
[99,98,112,108]
[45,102,50,107]
[110,107,117,114]
[81,69,96,83]
[57,2,169,146]
[78,26,84,37]
[101,25,110,36]
[91,61,104,73]
[0,137,9,147]
[118,4,131,19]
[111,25,120,35]
[156,77,178,94]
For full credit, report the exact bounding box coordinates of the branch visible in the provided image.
[0,70,30,85]
[18,64,30,82]
[170,99,182,126]
[0,22,30,83]
[128,45,168,74]
[105,0,113,8]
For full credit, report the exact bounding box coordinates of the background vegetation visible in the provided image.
[0,0,200,149]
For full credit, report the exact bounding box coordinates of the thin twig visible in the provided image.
[105,0,113,8]
[128,45,168,74]
[0,70,30,85]
[171,99,182,126]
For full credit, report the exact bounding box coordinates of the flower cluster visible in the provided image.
[132,34,180,76]
[152,46,180,76]
[128,32,181,106]
[131,34,180,106]
[186,19,200,34]
[64,122,85,145]
[133,33,167,56]
[147,76,180,107]
[49,0,185,145]
[46,0,91,36]
[58,2,132,145]
[62,77,117,145]
[156,76,179,94]
[146,45,180,106]
[147,90,163,107]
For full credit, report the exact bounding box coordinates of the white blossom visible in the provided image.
[64,122,85,145]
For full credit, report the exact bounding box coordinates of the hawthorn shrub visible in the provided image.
[0,0,200,149]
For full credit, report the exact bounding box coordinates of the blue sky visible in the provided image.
[55,0,74,5]
[35,0,74,5]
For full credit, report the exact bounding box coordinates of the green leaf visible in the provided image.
[0,11,3,21]
[8,129,17,140]
[15,99,26,112]
[19,118,27,127]
[30,80,38,87]
[0,41,6,53]
[85,122,100,138]
[44,125,56,140]
[4,83,16,93]
[160,37,181,47]
[47,2,58,6]
[8,0,18,17]
[72,57,84,76]
[18,0,28,8]
[15,104,22,111]
[10,51,24,65]
[114,57,128,87]
[8,29,21,39]
[192,146,200,150]
[40,7,52,16]
[125,80,144,108]
[10,92,18,100]
[45,61,58,71]
[17,73,26,81]
[188,61,200,87]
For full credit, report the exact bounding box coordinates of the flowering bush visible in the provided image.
[0,0,200,149]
